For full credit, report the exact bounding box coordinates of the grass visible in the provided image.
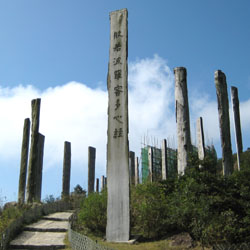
[77,233,212,250]
[99,240,205,250]
[66,238,209,249]
[64,234,72,250]
[0,206,24,234]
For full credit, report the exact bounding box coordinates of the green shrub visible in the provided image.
[131,182,171,239]
[0,206,24,234]
[43,194,60,203]
[73,184,86,196]
[239,150,250,170]
[168,161,250,246]
[77,189,107,236]
[74,150,250,246]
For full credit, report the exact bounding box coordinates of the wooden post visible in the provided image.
[231,86,243,170]
[106,8,130,242]
[26,98,41,203]
[135,157,139,185]
[62,141,71,199]
[88,146,96,194]
[18,118,30,204]
[35,133,45,201]
[161,139,167,180]
[197,117,205,168]
[174,67,192,175]
[215,70,233,176]
[129,151,135,185]
[148,146,153,182]
[96,178,99,193]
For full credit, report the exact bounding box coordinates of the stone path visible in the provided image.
[8,211,73,249]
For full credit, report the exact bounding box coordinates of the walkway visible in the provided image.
[8,211,73,249]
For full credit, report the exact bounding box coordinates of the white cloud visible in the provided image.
[240,99,250,131]
[40,82,108,172]
[0,85,40,159]
[129,55,176,154]
[0,83,108,173]
[189,92,220,147]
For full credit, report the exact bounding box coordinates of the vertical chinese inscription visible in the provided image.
[106,9,130,242]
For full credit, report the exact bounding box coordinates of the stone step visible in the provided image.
[42,212,73,222]
[9,231,66,249]
[24,220,68,232]
[8,211,74,250]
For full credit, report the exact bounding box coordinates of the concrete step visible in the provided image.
[8,211,74,250]
[24,220,68,232]
[9,231,66,249]
[42,212,73,222]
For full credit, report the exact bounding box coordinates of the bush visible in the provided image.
[131,182,171,239]
[73,184,86,196]
[77,189,107,236]
[0,205,24,234]
[43,194,60,203]
[74,150,250,246]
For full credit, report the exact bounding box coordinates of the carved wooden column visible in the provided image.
[88,146,96,194]
[62,141,71,199]
[106,8,130,241]
[26,98,41,203]
[197,117,205,169]
[215,70,233,176]
[231,86,243,170]
[18,118,30,204]
[174,67,192,175]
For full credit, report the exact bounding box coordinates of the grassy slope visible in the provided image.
[85,234,211,250]
[99,240,209,250]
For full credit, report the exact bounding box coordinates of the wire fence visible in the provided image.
[68,212,115,250]
[212,242,250,250]
[68,228,115,250]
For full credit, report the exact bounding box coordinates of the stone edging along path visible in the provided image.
[8,211,73,249]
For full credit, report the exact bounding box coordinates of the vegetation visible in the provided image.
[0,204,29,235]
[77,189,107,236]
[94,236,204,250]
[0,191,6,212]
[75,150,250,248]
[73,184,86,196]
[0,184,86,238]
[43,194,60,203]
[0,191,22,235]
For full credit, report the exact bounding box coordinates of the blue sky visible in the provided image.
[0,1,249,204]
